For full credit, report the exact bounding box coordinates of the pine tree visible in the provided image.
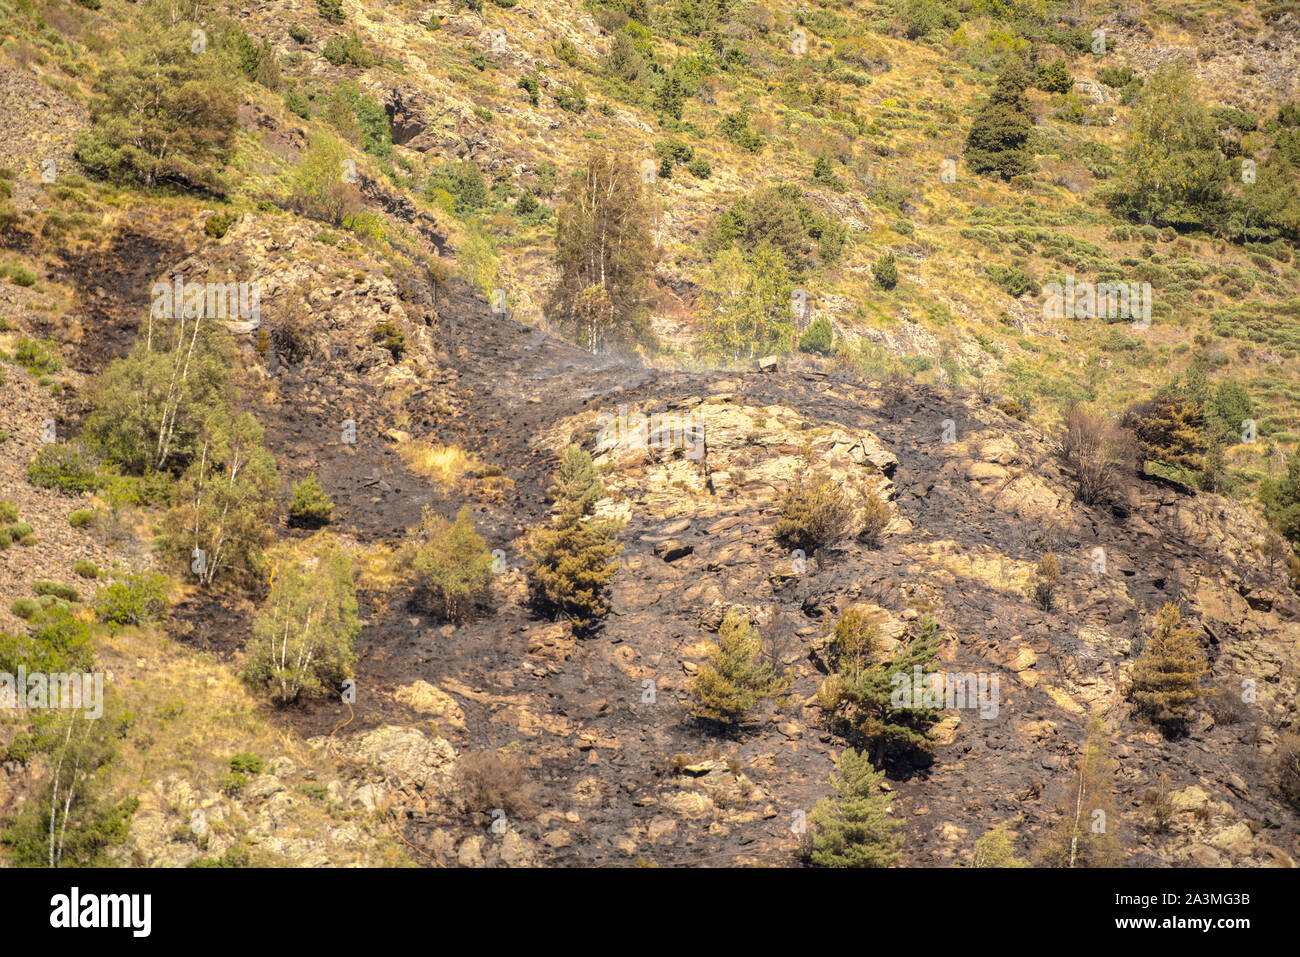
[826,614,944,770]
[689,609,787,726]
[1037,717,1122,867]
[964,59,1035,180]
[972,824,1028,867]
[525,448,621,635]
[809,748,903,868]
[1130,603,1209,734]
[548,445,603,518]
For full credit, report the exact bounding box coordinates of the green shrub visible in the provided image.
[6,522,33,543]
[14,337,61,374]
[0,502,16,524]
[410,506,495,621]
[284,87,311,119]
[34,581,81,603]
[73,12,239,194]
[873,251,899,290]
[317,0,345,24]
[775,473,855,552]
[243,540,358,704]
[6,265,37,288]
[554,84,588,114]
[229,752,264,775]
[68,509,96,529]
[287,474,334,528]
[427,160,488,217]
[73,560,101,579]
[27,443,103,495]
[204,210,239,238]
[525,448,622,635]
[289,25,310,43]
[9,598,40,620]
[1036,60,1073,93]
[371,321,406,360]
[93,573,169,627]
[0,606,95,673]
[809,748,903,868]
[798,316,835,356]
[686,157,712,179]
[322,34,373,68]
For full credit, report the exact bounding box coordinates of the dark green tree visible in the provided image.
[964,59,1035,180]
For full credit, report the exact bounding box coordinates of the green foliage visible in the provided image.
[27,443,103,495]
[1,706,138,867]
[718,109,764,152]
[550,150,657,353]
[0,605,95,674]
[73,8,239,193]
[809,748,903,868]
[288,474,334,528]
[1262,456,1300,546]
[554,83,589,114]
[972,824,1029,867]
[710,184,845,275]
[1035,59,1073,93]
[288,133,362,226]
[94,573,169,627]
[696,245,795,360]
[1130,604,1209,735]
[73,560,101,579]
[409,506,495,621]
[775,472,855,552]
[1107,63,1227,231]
[322,34,375,69]
[964,59,1034,180]
[799,316,835,356]
[548,445,603,518]
[1124,380,1208,473]
[686,156,712,179]
[326,80,391,155]
[987,262,1033,297]
[873,251,899,290]
[284,87,311,119]
[229,752,264,775]
[9,598,40,620]
[243,538,359,704]
[689,609,787,726]
[820,614,944,771]
[204,209,239,238]
[13,336,61,374]
[34,581,81,603]
[162,411,279,588]
[525,449,622,635]
[517,75,540,106]
[427,160,488,217]
[317,0,345,24]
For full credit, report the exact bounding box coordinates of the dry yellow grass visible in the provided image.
[398,440,477,489]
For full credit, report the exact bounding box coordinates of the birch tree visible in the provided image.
[243,537,359,704]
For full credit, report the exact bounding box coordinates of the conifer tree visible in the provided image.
[972,824,1028,868]
[809,748,903,868]
[964,59,1035,180]
[525,447,622,635]
[824,614,944,770]
[689,609,787,726]
[1130,603,1209,735]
